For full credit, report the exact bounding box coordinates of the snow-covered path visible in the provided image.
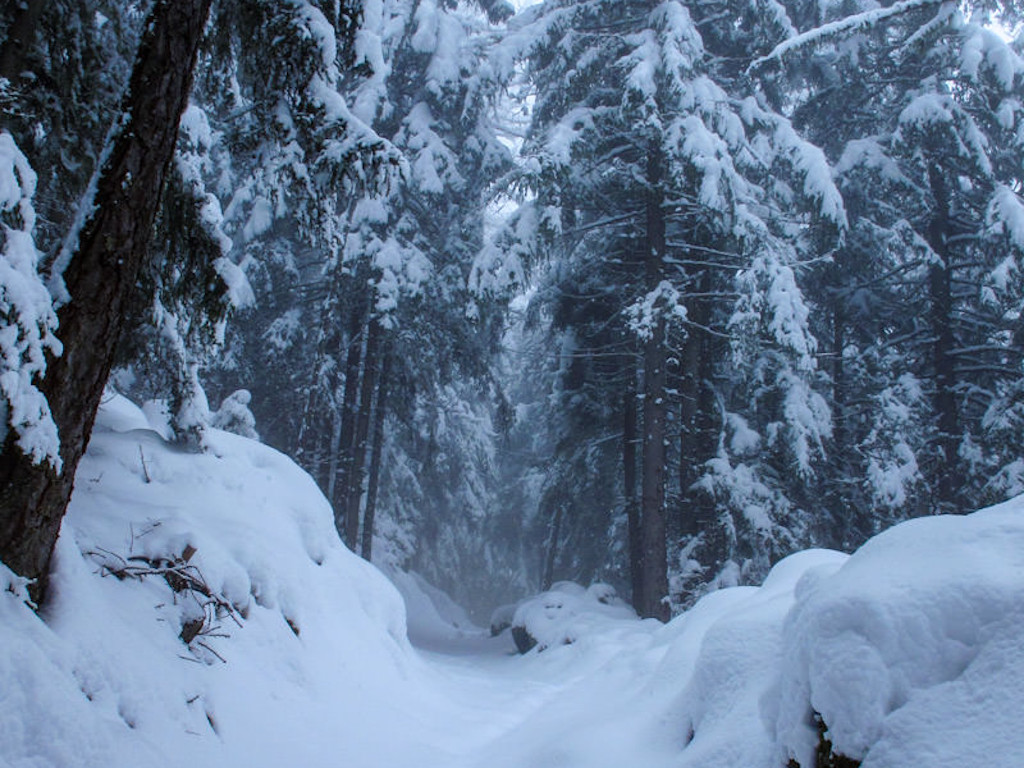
[395,625,686,768]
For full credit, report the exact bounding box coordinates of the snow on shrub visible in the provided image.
[775,497,1024,768]
[510,581,638,653]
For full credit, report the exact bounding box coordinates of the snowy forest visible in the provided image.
[1,0,1024,766]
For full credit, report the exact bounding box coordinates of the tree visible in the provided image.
[497,0,843,616]
[756,0,1024,535]
[0,0,213,600]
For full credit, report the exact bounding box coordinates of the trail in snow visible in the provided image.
[395,619,686,768]
[4,395,1023,768]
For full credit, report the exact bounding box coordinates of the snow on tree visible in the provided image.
[494,0,845,615]
[756,0,1024,528]
[0,131,60,467]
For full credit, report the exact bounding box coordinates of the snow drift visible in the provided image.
[1,391,1022,768]
[0,394,443,768]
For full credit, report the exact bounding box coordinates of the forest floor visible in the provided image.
[404,629,685,768]
[2,393,1021,768]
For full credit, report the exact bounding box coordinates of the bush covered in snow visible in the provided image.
[509,581,638,653]
[774,499,1024,768]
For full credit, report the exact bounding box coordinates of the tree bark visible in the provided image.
[623,365,643,613]
[925,166,961,514]
[639,145,670,622]
[344,316,380,549]
[541,501,564,592]
[360,344,390,562]
[678,267,710,538]
[331,306,365,541]
[0,0,212,602]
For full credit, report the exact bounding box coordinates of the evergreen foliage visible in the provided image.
[0,0,1021,616]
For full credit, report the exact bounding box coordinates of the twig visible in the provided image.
[138,445,151,483]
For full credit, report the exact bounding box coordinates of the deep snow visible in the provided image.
[1,394,1022,768]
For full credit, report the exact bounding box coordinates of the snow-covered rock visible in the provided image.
[510,581,638,653]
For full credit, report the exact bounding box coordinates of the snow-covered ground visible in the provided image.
[2,394,1022,768]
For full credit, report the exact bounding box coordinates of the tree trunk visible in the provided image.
[0,0,212,602]
[639,145,670,622]
[360,344,390,562]
[295,287,343,489]
[541,501,564,592]
[344,316,380,550]
[623,368,643,613]
[678,267,710,540]
[332,306,364,541]
[925,166,961,514]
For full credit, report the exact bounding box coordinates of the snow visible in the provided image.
[383,565,482,650]
[0,131,61,467]
[750,0,948,71]
[2,392,1024,768]
[510,581,640,651]
[775,498,1024,767]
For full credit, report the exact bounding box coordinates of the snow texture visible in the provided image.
[0,131,61,467]
[2,393,1023,768]
[775,498,1024,768]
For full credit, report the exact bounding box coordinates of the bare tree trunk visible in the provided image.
[0,0,212,602]
[360,344,390,562]
[925,166,961,514]
[541,501,564,592]
[623,365,643,613]
[639,146,670,622]
[678,268,709,538]
[344,317,380,549]
[332,307,364,541]
[295,288,342,489]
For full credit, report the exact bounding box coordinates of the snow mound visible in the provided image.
[511,581,638,652]
[775,497,1024,768]
[0,394,439,768]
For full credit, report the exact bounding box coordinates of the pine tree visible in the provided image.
[0,0,213,600]
[497,0,844,615]
[757,0,1024,533]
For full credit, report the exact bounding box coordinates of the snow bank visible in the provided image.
[480,502,1024,768]
[776,497,1024,768]
[2,393,1022,768]
[384,566,483,648]
[0,394,438,768]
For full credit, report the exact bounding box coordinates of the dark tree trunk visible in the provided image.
[360,345,390,562]
[295,288,343,490]
[691,301,721,568]
[541,502,564,592]
[344,317,381,550]
[623,367,643,613]
[925,167,961,514]
[0,0,212,602]
[678,267,711,541]
[332,307,365,541]
[639,146,670,622]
